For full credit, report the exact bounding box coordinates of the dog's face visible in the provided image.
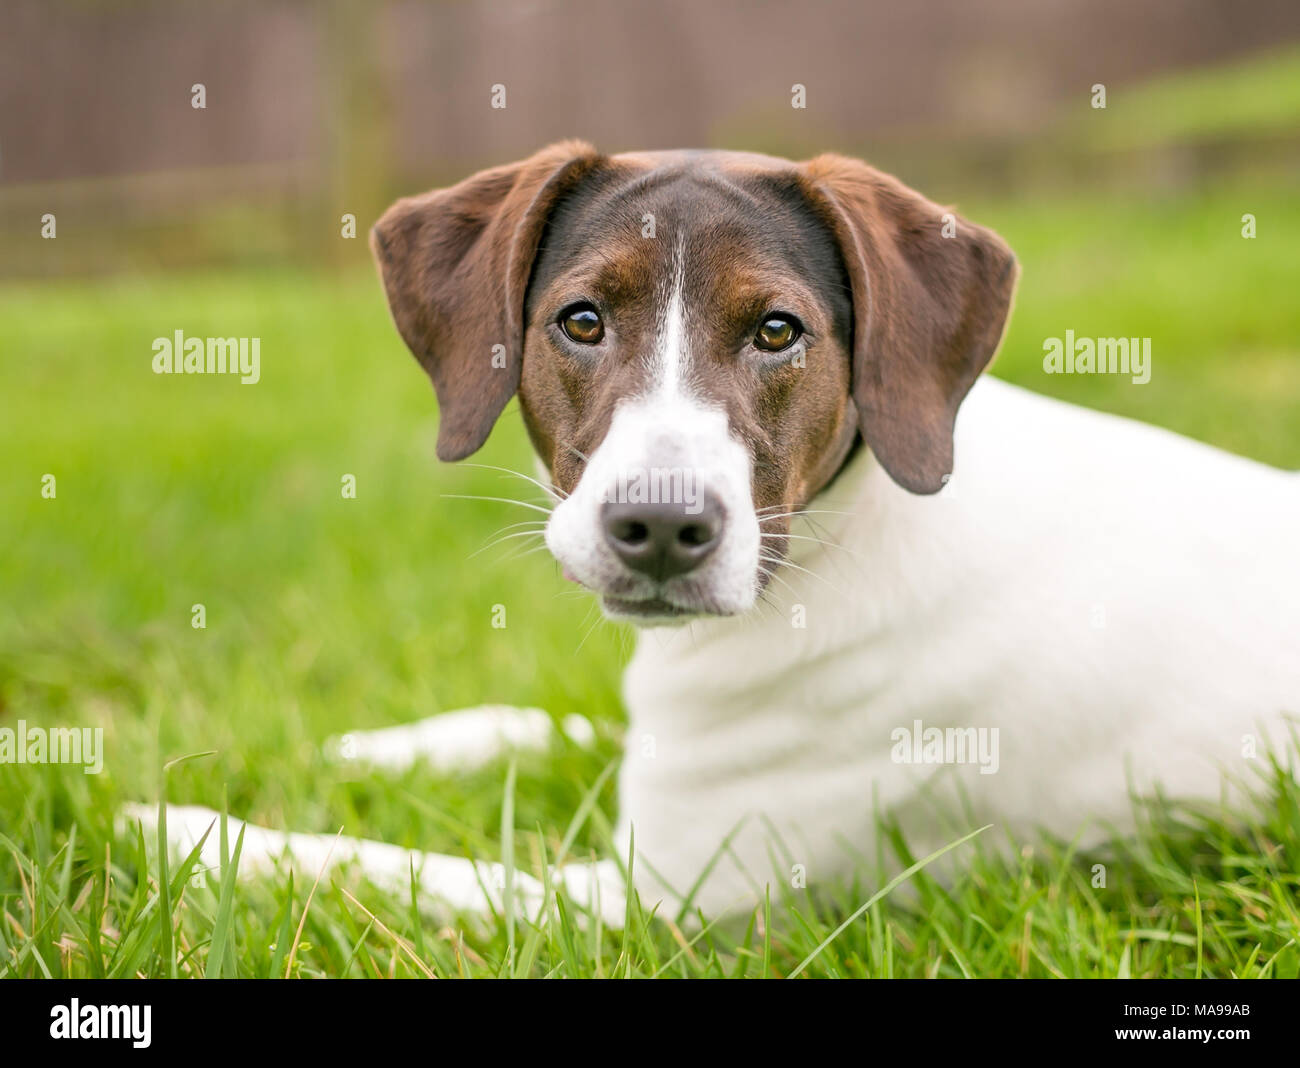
[522,156,859,622]
[372,143,1017,625]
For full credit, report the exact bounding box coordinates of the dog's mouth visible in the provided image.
[561,568,734,624]
[553,521,781,624]
[600,594,698,623]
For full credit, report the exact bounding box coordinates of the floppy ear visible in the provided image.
[798,155,1018,494]
[370,140,603,461]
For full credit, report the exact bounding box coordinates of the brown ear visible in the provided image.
[370,141,603,461]
[798,155,1018,494]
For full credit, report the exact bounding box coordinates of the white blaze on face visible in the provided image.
[653,251,689,395]
[545,243,761,620]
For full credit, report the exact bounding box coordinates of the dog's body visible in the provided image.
[617,375,1298,914]
[135,145,1297,923]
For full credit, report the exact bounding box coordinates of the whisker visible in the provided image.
[559,441,590,464]
[753,586,781,620]
[458,462,567,501]
[501,542,553,565]
[575,606,608,654]
[759,531,862,560]
[756,562,801,601]
[440,494,554,516]
[485,519,549,536]
[756,509,857,523]
[758,550,843,596]
[799,515,863,584]
[468,528,547,559]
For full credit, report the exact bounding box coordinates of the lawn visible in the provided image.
[1,176,1297,978]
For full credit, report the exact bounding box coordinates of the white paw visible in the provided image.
[325,705,596,773]
[117,802,283,879]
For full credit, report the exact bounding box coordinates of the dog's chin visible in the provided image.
[554,553,763,626]
[599,594,706,627]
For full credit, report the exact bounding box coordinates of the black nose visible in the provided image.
[601,496,724,581]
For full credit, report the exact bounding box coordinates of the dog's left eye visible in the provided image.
[559,304,605,344]
[754,315,801,352]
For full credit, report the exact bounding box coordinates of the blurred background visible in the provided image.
[1,0,1298,917]
[4,0,1300,276]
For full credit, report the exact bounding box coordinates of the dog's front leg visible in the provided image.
[324,705,596,773]
[118,802,625,928]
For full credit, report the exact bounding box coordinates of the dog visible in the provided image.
[133,143,1298,924]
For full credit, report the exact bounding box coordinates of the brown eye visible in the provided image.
[754,315,800,352]
[560,304,604,344]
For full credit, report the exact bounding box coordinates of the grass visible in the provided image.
[1,171,1298,978]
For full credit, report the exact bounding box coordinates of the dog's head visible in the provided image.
[372,142,1017,625]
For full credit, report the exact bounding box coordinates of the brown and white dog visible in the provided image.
[131,143,1298,923]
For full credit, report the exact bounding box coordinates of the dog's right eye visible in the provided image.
[754,315,801,352]
[559,304,604,344]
